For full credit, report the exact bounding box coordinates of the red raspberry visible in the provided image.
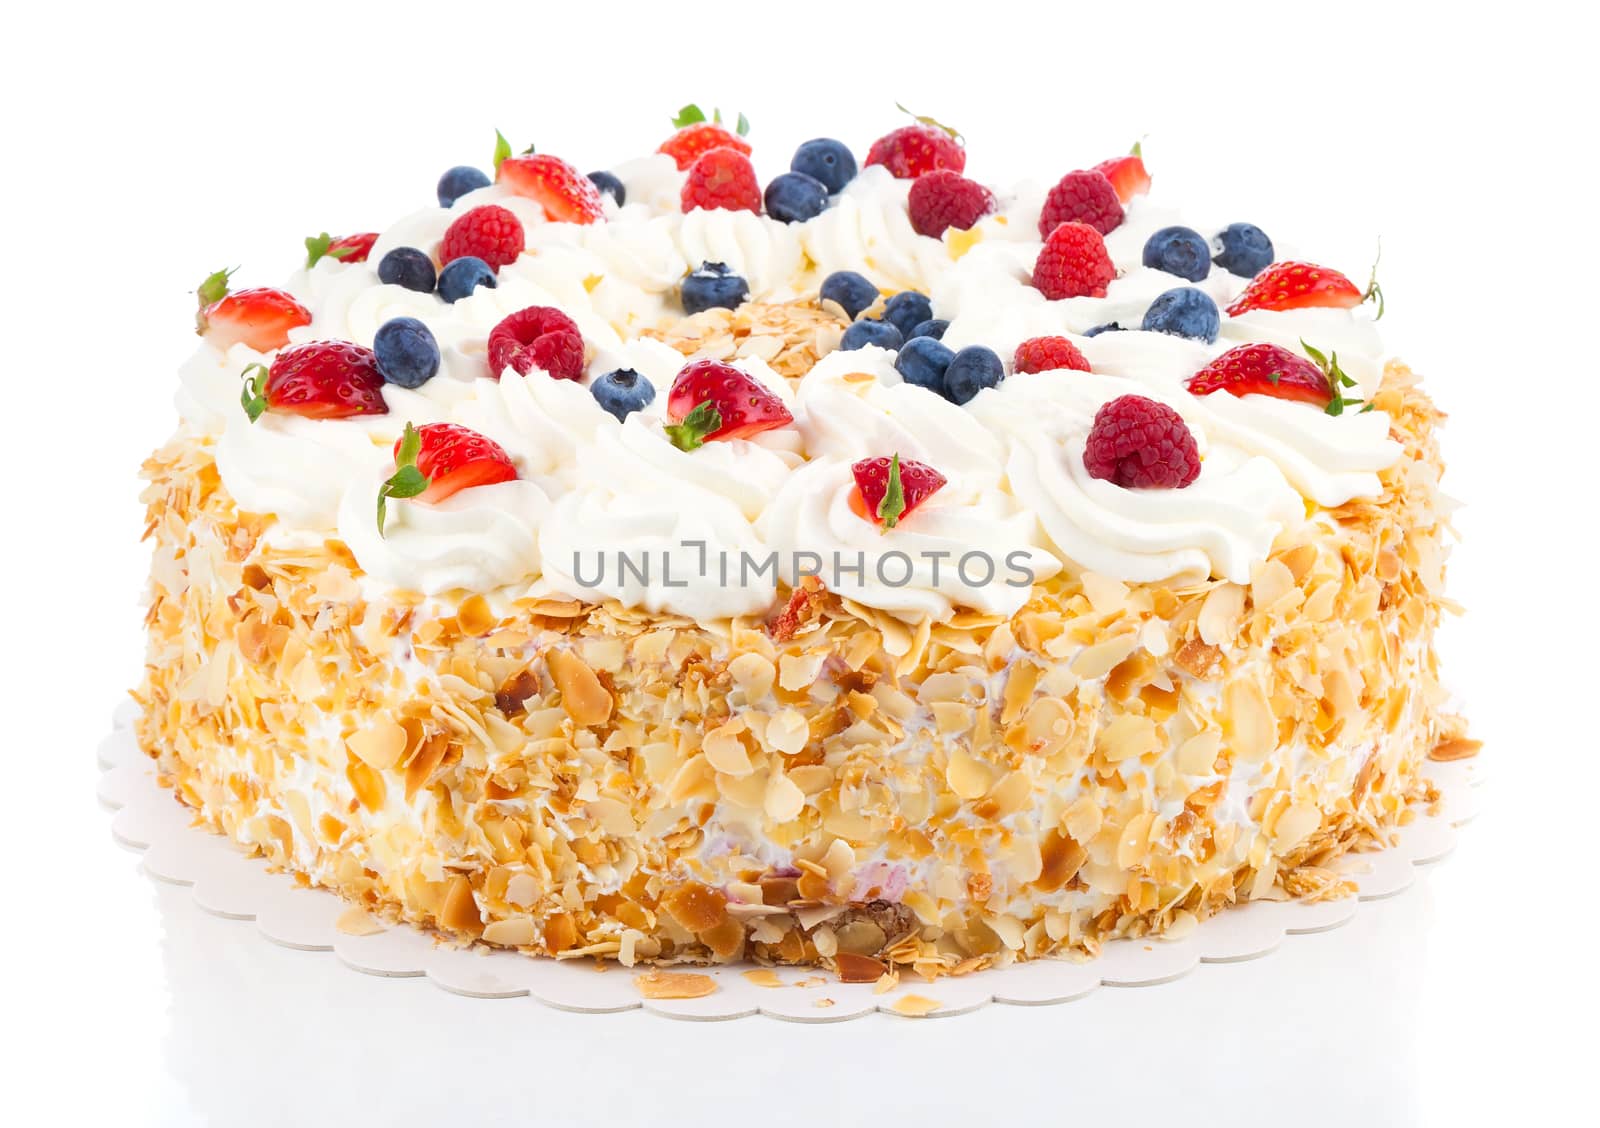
[907,170,996,238]
[487,306,585,381]
[1032,222,1116,300]
[865,123,965,180]
[1082,395,1200,489]
[681,147,763,213]
[1013,336,1090,375]
[439,204,525,269]
[1038,170,1124,237]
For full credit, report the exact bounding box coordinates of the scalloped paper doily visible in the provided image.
[99,700,1481,1022]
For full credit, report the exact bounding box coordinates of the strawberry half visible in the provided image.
[1186,340,1365,415]
[305,231,378,267]
[1092,144,1152,204]
[864,104,965,179]
[1225,261,1373,317]
[497,154,605,225]
[849,454,947,529]
[195,269,311,352]
[240,341,388,422]
[377,422,518,532]
[659,104,752,170]
[663,359,793,450]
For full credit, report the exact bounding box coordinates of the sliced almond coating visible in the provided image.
[836,952,887,983]
[1096,714,1159,764]
[1223,680,1275,763]
[704,719,754,776]
[347,717,407,771]
[728,652,776,700]
[891,994,942,1017]
[1198,583,1246,646]
[546,648,613,727]
[1429,736,1482,762]
[764,770,806,822]
[635,971,718,999]
[1272,802,1321,852]
[1174,639,1223,679]
[335,907,384,936]
[764,709,809,756]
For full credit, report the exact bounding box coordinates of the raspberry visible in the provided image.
[1013,336,1090,375]
[1082,395,1200,489]
[439,204,524,269]
[907,170,995,238]
[487,306,585,381]
[680,147,762,213]
[1032,222,1116,300]
[1038,169,1124,237]
[864,123,965,180]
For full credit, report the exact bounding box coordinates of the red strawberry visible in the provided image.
[1091,144,1152,204]
[849,454,946,529]
[305,231,378,267]
[195,269,311,352]
[377,422,518,531]
[907,170,995,238]
[439,204,525,269]
[1186,341,1364,415]
[240,341,387,422]
[865,109,965,180]
[659,105,752,170]
[487,306,585,381]
[1013,336,1090,375]
[1038,169,1124,238]
[680,147,763,213]
[1032,222,1117,300]
[664,359,793,449]
[1225,261,1367,317]
[497,154,605,225]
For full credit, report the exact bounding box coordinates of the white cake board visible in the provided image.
[100,700,1482,1022]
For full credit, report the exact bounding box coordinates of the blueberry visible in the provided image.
[883,291,933,339]
[437,165,490,208]
[791,138,858,194]
[437,256,497,303]
[908,318,949,341]
[680,262,750,314]
[377,247,437,294]
[1212,222,1275,277]
[894,337,955,393]
[587,170,626,207]
[1141,287,1220,343]
[820,271,879,320]
[373,317,441,389]
[1083,322,1123,337]
[591,368,655,421]
[840,318,904,351]
[1141,226,1211,282]
[764,172,830,224]
[944,346,1004,405]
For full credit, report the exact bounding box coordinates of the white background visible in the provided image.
[4,1,1597,1124]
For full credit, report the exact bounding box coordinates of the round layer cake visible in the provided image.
[136,112,1470,976]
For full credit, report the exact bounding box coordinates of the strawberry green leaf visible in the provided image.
[736,111,750,137]
[877,453,907,529]
[240,364,269,423]
[894,102,963,144]
[1130,139,1144,158]
[493,129,512,171]
[304,232,333,268]
[663,401,722,451]
[376,423,431,534]
[671,104,707,129]
[196,267,234,308]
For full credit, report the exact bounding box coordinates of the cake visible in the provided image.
[136,108,1474,978]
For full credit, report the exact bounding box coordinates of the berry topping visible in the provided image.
[305,231,377,268]
[1032,221,1117,300]
[664,359,793,450]
[908,318,948,341]
[588,170,626,207]
[850,454,947,529]
[591,368,656,421]
[487,306,585,381]
[1013,336,1090,375]
[373,317,441,389]
[764,171,830,223]
[681,147,763,213]
[820,271,879,320]
[1091,144,1152,204]
[1211,222,1274,278]
[1083,322,1123,337]
[240,341,387,423]
[376,247,437,294]
[681,261,750,315]
[377,422,517,532]
[437,165,491,208]
[944,345,1004,405]
[437,257,496,303]
[883,290,934,339]
[194,269,311,352]
[840,318,903,352]
[1225,261,1372,317]
[1082,395,1200,489]
[1142,226,1211,282]
[439,204,524,269]
[864,107,965,180]
[791,138,857,194]
[907,169,996,238]
[1039,170,1124,238]
[1186,341,1365,416]
[498,153,605,225]
[1142,287,1220,342]
[659,104,752,171]
[894,336,955,394]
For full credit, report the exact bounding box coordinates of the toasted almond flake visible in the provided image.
[704,720,754,776]
[728,652,776,700]
[1197,583,1246,646]
[635,971,718,1000]
[778,651,825,691]
[1071,631,1141,680]
[1080,572,1130,615]
[1429,736,1482,762]
[1096,714,1159,763]
[1176,730,1222,776]
[1223,680,1275,762]
[891,994,942,1017]
[546,648,613,727]
[335,907,384,936]
[347,718,407,771]
[764,708,809,756]
[836,953,887,983]
[1272,802,1321,851]
[763,770,806,822]
[456,593,495,635]
[586,797,638,837]
[945,750,992,800]
[741,968,785,988]
[482,917,537,948]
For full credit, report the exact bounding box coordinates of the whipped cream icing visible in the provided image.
[180,151,1400,621]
